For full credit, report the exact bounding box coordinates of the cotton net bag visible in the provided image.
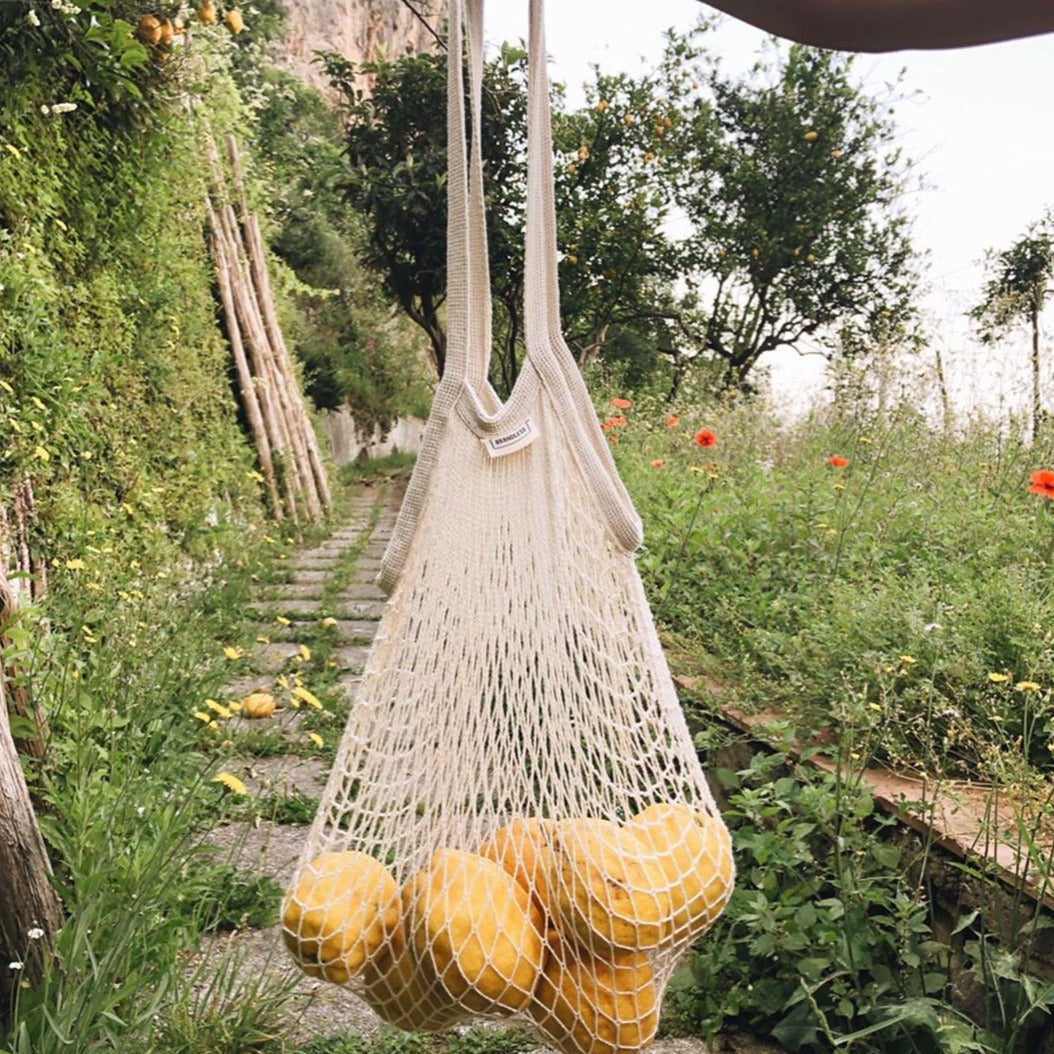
[282,1,734,1049]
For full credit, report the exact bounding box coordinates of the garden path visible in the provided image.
[200,475,783,1054]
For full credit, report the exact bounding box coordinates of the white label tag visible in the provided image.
[483,418,539,458]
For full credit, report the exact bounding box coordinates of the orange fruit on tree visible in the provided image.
[138,14,162,44]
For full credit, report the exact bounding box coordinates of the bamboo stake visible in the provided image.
[225,138,325,520]
[207,205,283,519]
[216,204,303,525]
[239,212,324,520]
[247,212,333,512]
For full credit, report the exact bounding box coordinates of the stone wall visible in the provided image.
[321,409,426,465]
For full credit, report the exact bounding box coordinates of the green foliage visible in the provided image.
[296,1026,539,1054]
[150,949,296,1054]
[323,44,681,391]
[968,211,1053,439]
[670,749,964,1052]
[1,530,279,1051]
[611,385,1054,781]
[323,23,921,396]
[185,862,283,931]
[247,790,320,825]
[250,67,430,428]
[660,32,920,387]
[970,211,1054,344]
[0,21,264,570]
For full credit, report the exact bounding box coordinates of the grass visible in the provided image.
[608,386,1054,784]
[295,1026,539,1054]
[337,451,417,484]
[0,472,375,1053]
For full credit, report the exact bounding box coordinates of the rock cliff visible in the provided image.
[277,0,445,96]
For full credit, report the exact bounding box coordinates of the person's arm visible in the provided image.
[698,0,1054,51]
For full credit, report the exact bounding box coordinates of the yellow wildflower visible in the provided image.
[256,636,270,644]
[899,655,916,666]
[33,445,50,462]
[275,616,291,627]
[213,772,247,795]
[65,558,86,570]
[193,710,211,723]
[298,644,311,663]
[222,645,243,661]
[308,732,324,749]
[205,699,231,718]
[987,672,1011,684]
[1015,681,1041,693]
[292,685,323,710]
[320,617,338,628]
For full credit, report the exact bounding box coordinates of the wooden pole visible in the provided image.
[247,213,333,513]
[225,137,325,520]
[216,205,302,525]
[0,630,63,1019]
[207,206,283,520]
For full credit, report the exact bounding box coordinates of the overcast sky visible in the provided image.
[483,2,1054,416]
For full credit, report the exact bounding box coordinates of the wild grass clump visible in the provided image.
[1,527,293,1052]
[608,386,1054,782]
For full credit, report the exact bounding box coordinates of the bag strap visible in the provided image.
[519,0,644,549]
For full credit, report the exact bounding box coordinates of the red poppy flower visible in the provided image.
[694,429,717,448]
[650,459,665,468]
[666,415,679,428]
[1029,469,1054,499]
[611,397,632,410]
[826,455,849,468]
[608,415,628,428]
[599,420,614,431]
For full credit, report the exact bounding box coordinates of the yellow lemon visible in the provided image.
[404,849,544,1013]
[282,851,399,984]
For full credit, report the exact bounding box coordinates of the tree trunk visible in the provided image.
[934,346,952,432]
[0,650,63,1020]
[1032,303,1042,443]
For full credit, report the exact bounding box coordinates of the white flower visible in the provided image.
[27,9,41,25]
[26,927,44,940]
[40,104,51,115]
[8,961,23,971]
[51,102,77,115]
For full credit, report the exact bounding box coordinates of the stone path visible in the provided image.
[200,476,783,1053]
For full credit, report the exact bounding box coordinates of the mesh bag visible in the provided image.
[282,2,734,1050]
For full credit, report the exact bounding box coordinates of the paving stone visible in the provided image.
[251,599,324,617]
[326,619,379,642]
[337,675,363,701]
[261,581,324,601]
[221,676,276,700]
[335,600,386,620]
[202,820,312,885]
[333,645,370,671]
[339,582,387,601]
[294,547,337,563]
[253,641,308,672]
[286,568,328,583]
